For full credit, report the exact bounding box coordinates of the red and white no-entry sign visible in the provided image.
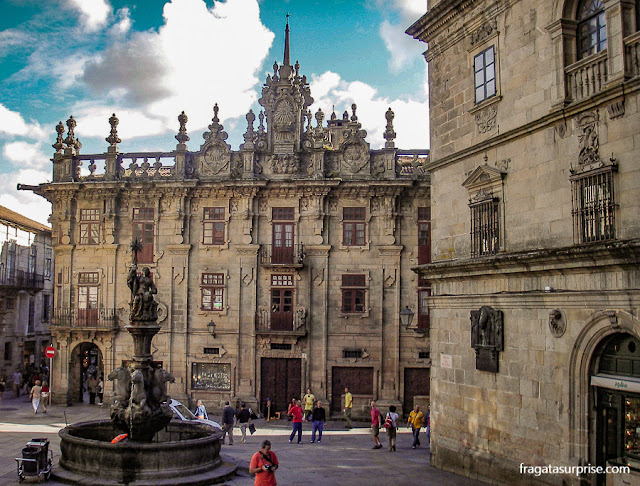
[45,346,56,359]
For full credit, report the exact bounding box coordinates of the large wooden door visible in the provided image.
[260,358,301,414]
[331,367,373,413]
[270,289,293,330]
[403,368,430,416]
[272,223,294,264]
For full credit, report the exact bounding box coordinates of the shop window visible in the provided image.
[343,207,366,246]
[191,362,231,390]
[203,207,225,245]
[79,209,100,245]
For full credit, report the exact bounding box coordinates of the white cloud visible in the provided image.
[309,70,429,149]
[109,8,132,36]
[3,141,51,170]
[78,0,275,140]
[66,0,112,33]
[0,104,45,139]
[0,167,52,227]
[376,0,427,72]
[72,105,166,140]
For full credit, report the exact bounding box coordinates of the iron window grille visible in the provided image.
[203,207,225,245]
[343,207,366,246]
[270,343,292,350]
[470,197,500,257]
[79,209,100,245]
[577,0,607,59]
[203,347,220,355]
[571,168,616,243]
[341,274,366,313]
[201,273,224,311]
[474,46,496,104]
[343,349,363,359]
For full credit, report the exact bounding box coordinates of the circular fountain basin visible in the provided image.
[53,420,237,485]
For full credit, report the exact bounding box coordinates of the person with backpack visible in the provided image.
[385,405,399,451]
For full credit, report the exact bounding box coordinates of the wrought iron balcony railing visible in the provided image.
[255,307,307,335]
[50,308,118,330]
[0,270,45,291]
[259,244,305,267]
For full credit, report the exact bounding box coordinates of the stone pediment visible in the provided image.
[462,164,504,191]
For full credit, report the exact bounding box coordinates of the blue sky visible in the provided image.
[0,0,429,224]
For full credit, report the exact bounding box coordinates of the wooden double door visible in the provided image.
[260,358,301,414]
[331,367,373,413]
[403,368,430,416]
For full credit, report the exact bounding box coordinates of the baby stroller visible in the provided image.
[15,438,53,482]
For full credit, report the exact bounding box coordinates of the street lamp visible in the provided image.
[399,306,415,329]
[207,320,216,338]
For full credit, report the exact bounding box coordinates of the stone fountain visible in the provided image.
[52,239,237,485]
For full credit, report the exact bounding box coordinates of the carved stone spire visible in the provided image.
[384,107,396,148]
[283,14,291,67]
[242,109,256,149]
[53,121,65,153]
[175,111,190,149]
[106,113,121,152]
[351,103,358,122]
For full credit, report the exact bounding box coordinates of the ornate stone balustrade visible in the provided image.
[625,32,640,78]
[565,50,608,103]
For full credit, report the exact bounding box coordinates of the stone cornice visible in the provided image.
[235,244,260,256]
[413,239,640,281]
[406,0,474,42]
[378,245,404,257]
[304,245,332,256]
[166,244,191,255]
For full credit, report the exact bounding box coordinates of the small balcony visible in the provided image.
[565,50,608,103]
[0,270,45,292]
[255,307,307,336]
[51,308,118,331]
[259,244,305,268]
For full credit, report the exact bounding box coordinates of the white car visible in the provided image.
[169,399,222,430]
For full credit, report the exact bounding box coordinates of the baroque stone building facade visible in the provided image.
[0,205,53,378]
[408,0,640,484]
[24,24,431,417]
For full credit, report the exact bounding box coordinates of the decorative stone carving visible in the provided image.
[175,111,189,147]
[383,107,396,148]
[549,309,566,338]
[470,306,504,372]
[470,19,498,46]
[106,113,121,150]
[53,121,65,153]
[269,153,300,174]
[475,105,497,133]
[200,104,231,176]
[607,99,625,120]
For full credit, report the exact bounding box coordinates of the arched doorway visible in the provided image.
[590,333,640,484]
[68,342,103,404]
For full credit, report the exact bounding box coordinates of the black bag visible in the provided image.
[249,423,256,435]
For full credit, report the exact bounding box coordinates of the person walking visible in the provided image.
[237,402,252,443]
[97,377,104,405]
[221,401,235,445]
[249,439,278,486]
[385,405,399,451]
[302,388,315,421]
[407,404,425,449]
[310,400,325,443]
[194,399,208,419]
[88,374,98,404]
[343,387,353,429]
[40,381,50,413]
[288,399,303,444]
[12,369,22,398]
[370,401,383,449]
[29,380,43,414]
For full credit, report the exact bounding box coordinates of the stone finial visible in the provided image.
[106,113,122,148]
[52,121,65,153]
[295,60,300,78]
[315,108,324,128]
[202,103,228,143]
[175,111,190,146]
[342,111,349,121]
[383,107,396,148]
[330,107,337,121]
[243,109,256,144]
[258,110,265,133]
[351,103,358,121]
[64,116,77,148]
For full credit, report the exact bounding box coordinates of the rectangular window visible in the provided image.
[343,207,366,246]
[418,206,431,265]
[341,274,366,313]
[343,349,363,359]
[28,246,37,274]
[203,207,225,245]
[42,294,50,321]
[270,343,292,350]
[203,347,220,355]
[201,273,224,311]
[5,297,14,310]
[272,207,295,220]
[44,248,52,279]
[4,341,11,361]
[571,169,616,243]
[418,351,430,359]
[191,362,231,390]
[474,46,496,104]
[79,209,100,245]
[271,274,293,286]
[78,272,99,284]
[470,198,499,257]
[133,208,154,263]
[418,276,431,330]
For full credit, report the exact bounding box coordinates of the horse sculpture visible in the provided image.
[130,369,148,411]
[150,368,175,406]
[107,366,131,405]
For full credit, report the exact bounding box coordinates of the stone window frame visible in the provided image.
[77,271,100,319]
[338,204,371,251]
[473,46,497,104]
[202,207,226,246]
[577,0,608,59]
[462,164,506,258]
[78,208,101,245]
[467,24,503,116]
[265,203,301,251]
[339,272,371,317]
[199,271,229,316]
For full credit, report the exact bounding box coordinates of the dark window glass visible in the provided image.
[577,0,607,59]
[272,207,295,220]
[474,46,497,104]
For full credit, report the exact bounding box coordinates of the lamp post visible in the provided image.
[399,306,415,329]
[207,320,216,338]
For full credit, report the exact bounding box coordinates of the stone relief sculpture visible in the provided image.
[470,305,504,372]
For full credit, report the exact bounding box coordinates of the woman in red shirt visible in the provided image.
[249,440,278,486]
[288,400,303,444]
